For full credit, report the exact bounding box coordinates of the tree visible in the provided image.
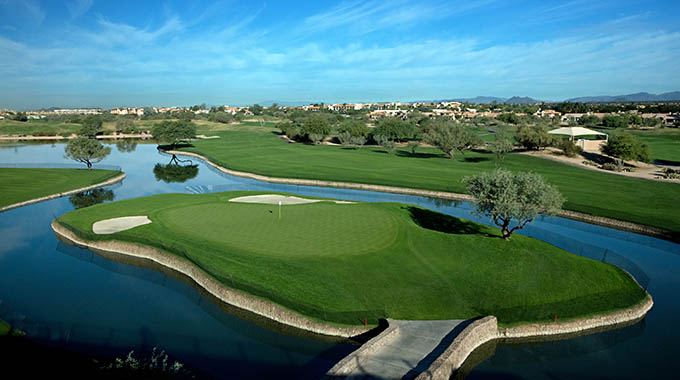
[64,137,112,169]
[115,118,136,133]
[425,122,480,158]
[602,115,628,129]
[372,118,417,141]
[13,112,28,122]
[602,133,652,163]
[464,169,564,240]
[208,112,233,124]
[151,120,197,149]
[578,115,600,127]
[497,113,521,124]
[338,120,369,137]
[250,104,264,115]
[515,125,553,150]
[79,116,103,137]
[301,115,331,143]
[489,131,514,166]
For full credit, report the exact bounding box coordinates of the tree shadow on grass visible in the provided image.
[462,156,490,163]
[395,150,442,159]
[406,206,495,237]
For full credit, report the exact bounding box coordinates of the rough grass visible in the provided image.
[178,126,680,234]
[0,168,121,208]
[57,191,647,327]
[0,120,81,136]
[632,129,680,163]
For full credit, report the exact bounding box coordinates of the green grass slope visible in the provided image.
[57,191,647,327]
[0,168,121,208]
[178,126,680,233]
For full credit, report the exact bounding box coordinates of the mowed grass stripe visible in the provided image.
[57,191,647,327]
[180,126,680,233]
[0,168,121,208]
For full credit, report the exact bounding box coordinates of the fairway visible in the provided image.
[57,191,648,327]
[179,124,680,234]
[0,168,122,208]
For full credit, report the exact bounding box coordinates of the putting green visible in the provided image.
[158,202,400,257]
[57,191,647,326]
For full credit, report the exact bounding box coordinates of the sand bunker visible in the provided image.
[228,194,355,205]
[92,216,152,235]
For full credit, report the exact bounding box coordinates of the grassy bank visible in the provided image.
[57,191,647,326]
[178,125,680,234]
[0,319,11,335]
[0,168,122,208]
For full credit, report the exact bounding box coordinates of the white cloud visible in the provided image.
[66,0,93,20]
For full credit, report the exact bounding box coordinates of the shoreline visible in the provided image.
[51,221,368,339]
[0,172,126,213]
[167,149,677,242]
[52,220,653,341]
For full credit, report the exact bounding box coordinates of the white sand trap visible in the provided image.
[92,216,152,235]
[228,194,355,205]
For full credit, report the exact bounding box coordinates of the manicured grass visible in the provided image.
[57,191,647,326]
[633,129,680,163]
[179,126,680,234]
[0,168,121,208]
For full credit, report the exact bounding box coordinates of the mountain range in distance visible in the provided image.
[261,91,680,107]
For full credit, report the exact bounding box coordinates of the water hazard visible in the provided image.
[1,141,679,379]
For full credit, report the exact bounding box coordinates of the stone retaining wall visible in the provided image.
[51,221,367,338]
[0,173,126,213]
[168,150,675,241]
[499,294,653,339]
[415,316,499,380]
[416,294,653,380]
[323,319,400,379]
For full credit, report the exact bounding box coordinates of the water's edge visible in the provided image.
[0,172,126,213]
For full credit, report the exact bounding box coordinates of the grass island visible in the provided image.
[55,191,648,329]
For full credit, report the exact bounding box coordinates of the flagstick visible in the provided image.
[278,200,282,220]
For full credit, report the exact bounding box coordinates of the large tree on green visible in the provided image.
[151,120,197,149]
[489,131,514,166]
[464,169,564,240]
[425,122,480,158]
[602,133,652,163]
[64,137,112,169]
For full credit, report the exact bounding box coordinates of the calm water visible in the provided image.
[1,141,679,379]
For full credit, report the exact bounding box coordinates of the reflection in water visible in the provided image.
[153,156,199,183]
[115,140,138,153]
[68,188,115,209]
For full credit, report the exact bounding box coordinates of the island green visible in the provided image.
[57,191,647,327]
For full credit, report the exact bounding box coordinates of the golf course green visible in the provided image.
[56,191,648,327]
[179,126,680,234]
[0,168,122,209]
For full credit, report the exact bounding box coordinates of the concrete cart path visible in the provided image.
[343,319,467,380]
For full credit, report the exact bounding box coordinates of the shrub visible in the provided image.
[582,160,598,166]
[602,133,652,163]
[560,139,582,157]
[383,140,397,153]
[373,118,417,141]
[350,135,366,146]
[663,168,680,179]
[601,162,623,172]
[308,133,324,144]
[33,130,58,136]
[277,121,299,140]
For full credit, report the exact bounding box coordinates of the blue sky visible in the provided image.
[1,0,679,109]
